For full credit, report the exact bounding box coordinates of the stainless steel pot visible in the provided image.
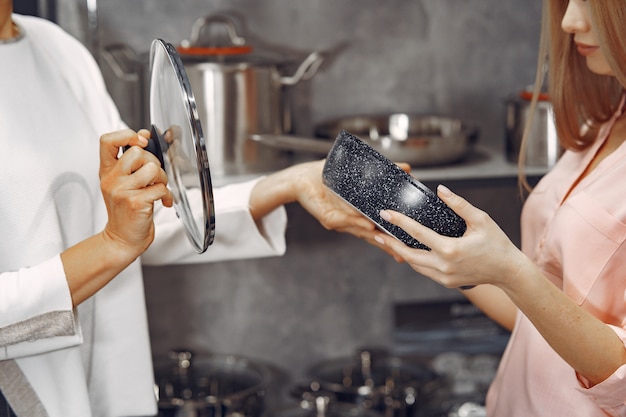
[154,349,271,417]
[102,14,325,178]
[177,14,325,177]
[300,348,442,417]
[505,92,563,168]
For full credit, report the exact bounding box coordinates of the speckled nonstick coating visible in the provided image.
[322,130,467,250]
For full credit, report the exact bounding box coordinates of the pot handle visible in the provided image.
[100,43,147,129]
[280,51,325,86]
[101,43,141,82]
[249,134,332,155]
[182,14,247,48]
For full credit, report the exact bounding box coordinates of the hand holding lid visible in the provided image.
[144,39,215,253]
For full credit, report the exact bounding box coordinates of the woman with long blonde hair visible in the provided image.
[375,1,626,415]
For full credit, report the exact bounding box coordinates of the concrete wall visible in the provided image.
[58,0,542,148]
[141,178,526,384]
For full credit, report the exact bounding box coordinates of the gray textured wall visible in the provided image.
[59,0,542,148]
[55,0,542,404]
[140,179,527,388]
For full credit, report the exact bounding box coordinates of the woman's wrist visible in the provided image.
[490,244,533,292]
[249,166,299,221]
[61,231,142,306]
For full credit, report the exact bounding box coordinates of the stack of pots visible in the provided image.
[153,349,272,417]
[285,348,443,417]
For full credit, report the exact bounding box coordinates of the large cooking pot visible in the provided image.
[505,91,563,168]
[250,114,478,167]
[154,349,271,417]
[176,14,325,177]
[299,348,442,417]
[102,14,325,178]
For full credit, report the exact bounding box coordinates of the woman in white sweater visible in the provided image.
[0,3,380,416]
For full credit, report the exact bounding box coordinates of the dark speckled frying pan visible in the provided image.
[322,130,467,251]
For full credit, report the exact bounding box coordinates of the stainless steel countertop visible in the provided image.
[408,145,550,182]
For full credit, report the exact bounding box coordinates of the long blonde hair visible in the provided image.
[519,0,625,191]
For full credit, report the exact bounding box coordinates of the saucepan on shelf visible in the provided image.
[316,114,479,166]
[250,114,479,167]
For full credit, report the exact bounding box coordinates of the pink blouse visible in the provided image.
[486,107,626,416]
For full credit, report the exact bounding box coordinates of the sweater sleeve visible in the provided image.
[0,255,81,360]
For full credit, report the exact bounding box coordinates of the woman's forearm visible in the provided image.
[248,167,298,222]
[503,261,626,385]
[462,285,518,331]
[61,231,141,307]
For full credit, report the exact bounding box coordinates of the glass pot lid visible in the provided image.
[148,38,215,253]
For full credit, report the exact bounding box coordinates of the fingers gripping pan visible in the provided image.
[322,130,466,250]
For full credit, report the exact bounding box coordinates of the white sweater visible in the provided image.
[0,15,287,417]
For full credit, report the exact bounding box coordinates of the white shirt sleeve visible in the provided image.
[143,177,288,265]
[0,255,81,359]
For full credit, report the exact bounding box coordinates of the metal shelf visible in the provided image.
[211,145,550,187]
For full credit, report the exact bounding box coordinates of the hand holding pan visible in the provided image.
[322,130,474,289]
